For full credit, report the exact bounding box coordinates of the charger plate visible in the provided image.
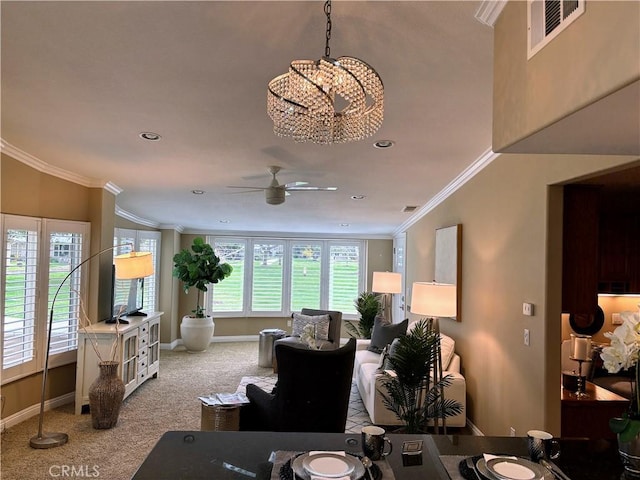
[292,453,365,480]
[477,457,552,480]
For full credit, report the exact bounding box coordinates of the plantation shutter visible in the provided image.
[2,216,40,379]
[46,221,89,360]
[138,231,160,312]
[290,242,322,311]
[252,241,284,312]
[212,239,245,313]
[328,243,360,315]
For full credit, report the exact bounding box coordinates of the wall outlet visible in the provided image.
[510,427,516,437]
[612,313,623,325]
[524,329,530,346]
[522,302,534,316]
[287,320,292,327]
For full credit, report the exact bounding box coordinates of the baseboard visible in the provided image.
[161,335,259,350]
[467,418,484,436]
[0,392,75,431]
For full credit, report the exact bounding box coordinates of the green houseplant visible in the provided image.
[380,319,462,433]
[346,291,381,339]
[173,237,232,351]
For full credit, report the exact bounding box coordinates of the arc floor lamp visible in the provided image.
[30,245,153,449]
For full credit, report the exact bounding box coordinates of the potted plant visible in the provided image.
[380,319,462,433]
[173,237,232,352]
[346,291,381,339]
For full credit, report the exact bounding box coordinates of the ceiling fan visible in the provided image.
[227,166,337,205]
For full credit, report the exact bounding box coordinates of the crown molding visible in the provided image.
[393,147,499,236]
[1,138,122,192]
[475,0,507,27]
[115,205,160,228]
[158,224,185,233]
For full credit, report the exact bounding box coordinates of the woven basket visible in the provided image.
[200,403,240,431]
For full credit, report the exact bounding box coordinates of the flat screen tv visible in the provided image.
[108,265,145,323]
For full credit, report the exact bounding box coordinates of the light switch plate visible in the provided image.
[612,313,623,325]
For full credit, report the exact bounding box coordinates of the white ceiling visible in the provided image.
[2,1,497,236]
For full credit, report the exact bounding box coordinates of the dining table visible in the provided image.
[131,430,625,480]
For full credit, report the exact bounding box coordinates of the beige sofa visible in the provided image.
[353,328,467,428]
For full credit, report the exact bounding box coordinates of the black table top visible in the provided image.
[131,431,624,480]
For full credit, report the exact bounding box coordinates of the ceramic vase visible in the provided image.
[619,432,640,479]
[180,315,215,352]
[88,361,125,429]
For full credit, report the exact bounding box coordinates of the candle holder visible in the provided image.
[569,356,591,398]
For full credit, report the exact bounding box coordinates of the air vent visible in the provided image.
[528,0,585,59]
[402,206,418,213]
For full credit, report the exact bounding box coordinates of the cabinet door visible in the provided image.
[598,214,633,293]
[121,329,139,396]
[562,185,600,314]
[147,316,160,376]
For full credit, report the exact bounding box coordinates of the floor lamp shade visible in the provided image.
[114,251,154,279]
[372,271,402,294]
[410,282,456,318]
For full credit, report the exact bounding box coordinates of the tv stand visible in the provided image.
[128,310,148,317]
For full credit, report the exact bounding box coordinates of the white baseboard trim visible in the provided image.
[161,335,259,350]
[1,392,75,431]
[467,418,484,436]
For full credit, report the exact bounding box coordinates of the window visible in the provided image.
[1,215,89,383]
[113,229,161,312]
[208,236,365,318]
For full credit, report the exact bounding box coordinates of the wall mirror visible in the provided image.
[435,224,462,321]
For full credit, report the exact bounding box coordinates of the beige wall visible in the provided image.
[1,154,116,418]
[404,154,638,437]
[493,1,640,151]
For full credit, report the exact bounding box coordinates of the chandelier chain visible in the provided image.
[324,0,332,58]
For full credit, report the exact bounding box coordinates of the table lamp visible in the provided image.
[30,245,154,449]
[372,271,402,323]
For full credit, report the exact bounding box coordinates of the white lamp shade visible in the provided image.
[410,282,457,317]
[372,271,402,294]
[114,251,154,279]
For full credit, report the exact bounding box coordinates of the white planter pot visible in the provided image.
[180,315,214,352]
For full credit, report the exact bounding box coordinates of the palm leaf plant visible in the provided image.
[346,291,381,339]
[380,319,463,433]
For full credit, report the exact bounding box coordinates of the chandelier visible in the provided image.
[267,0,384,145]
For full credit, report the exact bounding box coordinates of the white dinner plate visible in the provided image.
[292,453,364,480]
[476,457,551,480]
[303,454,355,477]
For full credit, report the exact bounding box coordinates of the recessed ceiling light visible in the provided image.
[351,195,366,200]
[340,223,350,227]
[373,139,395,149]
[219,219,230,224]
[139,132,161,141]
[192,190,205,195]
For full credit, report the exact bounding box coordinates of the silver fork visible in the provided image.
[466,457,482,480]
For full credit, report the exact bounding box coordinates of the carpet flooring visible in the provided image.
[0,341,373,480]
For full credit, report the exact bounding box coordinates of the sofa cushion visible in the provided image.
[367,318,408,354]
[291,313,330,341]
[382,337,401,370]
[440,334,455,370]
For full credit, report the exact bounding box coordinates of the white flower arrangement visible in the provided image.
[300,323,317,349]
[601,307,640,374]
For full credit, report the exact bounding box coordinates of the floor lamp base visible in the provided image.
[29,432,68,449]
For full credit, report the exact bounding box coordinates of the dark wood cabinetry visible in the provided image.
[599,213,640,293]
[562,185,600,314]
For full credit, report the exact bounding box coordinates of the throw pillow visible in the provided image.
[367,318,408,354]
[440,334,455,370]
[291,313,330,341]
[375,344,390,372]
[382,337,401,370]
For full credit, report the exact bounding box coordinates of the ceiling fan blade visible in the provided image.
[285,186,338,191]
[284,181,308,188]
[227,185,268,190]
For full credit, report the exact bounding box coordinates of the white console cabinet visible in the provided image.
[75,311,162,414]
